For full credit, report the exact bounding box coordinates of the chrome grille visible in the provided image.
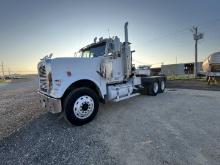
[38,64,48,93]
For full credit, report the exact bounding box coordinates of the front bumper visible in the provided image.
[38,92,62,114]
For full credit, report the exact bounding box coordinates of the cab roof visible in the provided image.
[79,38,109,51]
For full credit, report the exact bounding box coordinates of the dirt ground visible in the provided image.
[0,77,220,164]
[167,79,220,91]
[0,76,45,139]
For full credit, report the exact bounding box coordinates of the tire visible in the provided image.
[64,87,99,126]
[159,80,166,93]
[148,81,159,96]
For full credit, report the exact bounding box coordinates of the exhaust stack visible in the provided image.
[124,22,128,43]
[123,22,131,79]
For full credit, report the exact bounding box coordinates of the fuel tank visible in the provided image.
[202,52,220,72]
[107,83,133,100]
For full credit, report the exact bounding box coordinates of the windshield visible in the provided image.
[81,42,106,58]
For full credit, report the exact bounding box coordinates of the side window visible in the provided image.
[82,51,90,58]
[90,44,106,57]
[108,43,113,54]
[81,42,106,58]
[89,52,94,58]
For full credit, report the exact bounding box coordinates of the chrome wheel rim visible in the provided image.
[153,82,159,93]
[161,81,165,91]
[73,95,94,119]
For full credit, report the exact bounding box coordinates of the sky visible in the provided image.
[0,0,220,74]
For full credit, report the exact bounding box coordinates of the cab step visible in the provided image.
[113,93,140,102]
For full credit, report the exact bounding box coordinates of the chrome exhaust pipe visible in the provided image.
[124,22,128,43]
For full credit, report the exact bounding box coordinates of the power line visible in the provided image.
[142,18,220,45]
[133,18,219,67]
[133,59,151,65]
[198,18,220,28]
[133,58,162,66]
[144,27,189,44]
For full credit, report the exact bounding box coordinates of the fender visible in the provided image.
[50,75,106,99]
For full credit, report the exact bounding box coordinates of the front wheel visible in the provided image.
[64,87,99,126]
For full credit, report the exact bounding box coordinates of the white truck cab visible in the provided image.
[38,22,166,125]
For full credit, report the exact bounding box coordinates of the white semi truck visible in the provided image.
[38,22,166,125]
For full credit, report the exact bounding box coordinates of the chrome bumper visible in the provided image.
[38,92,62,114]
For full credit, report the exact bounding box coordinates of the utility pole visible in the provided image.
[191,26,203,78]
[1,61,5,80]
[175,56,178,76]
[8,68,11,78]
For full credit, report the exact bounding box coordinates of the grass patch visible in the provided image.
[0,79,11,83]
[0,79,5,83]
[167,75,206,81]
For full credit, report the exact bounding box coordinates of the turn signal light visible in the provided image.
[67,71,72,77]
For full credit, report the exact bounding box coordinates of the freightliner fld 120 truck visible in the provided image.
[38,22,166,125]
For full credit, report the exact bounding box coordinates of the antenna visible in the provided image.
[94,37,97,43]
[48,53,53,58]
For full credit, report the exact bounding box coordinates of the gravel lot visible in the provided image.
[0,77,45,139]
[0,77,220,165]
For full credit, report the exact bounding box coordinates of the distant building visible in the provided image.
[151,67,161,76]
[150,62,203,76]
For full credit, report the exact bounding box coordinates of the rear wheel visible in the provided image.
[159,80,166,93]
[148,81,159,96]
[64,87,99,126]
